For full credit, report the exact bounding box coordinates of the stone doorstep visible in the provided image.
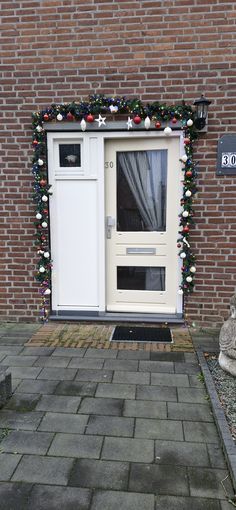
[197,351,236,493]
[0,370,12,408]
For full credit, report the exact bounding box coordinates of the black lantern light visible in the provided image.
[193,94,211,130]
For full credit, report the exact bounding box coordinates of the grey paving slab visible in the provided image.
[52,347,86,357]
[86,415,134,437]
[0,355,38,366]
[139,360,174,373]
[68,358,104,369]
[12,454,74,485]
[184,352,198,363]
[221,501,236,510]
[103,360,138,372]
[5,366,42,379]
[78,397,123,416]
[11,379,21,391]
[36,394,81,413]
[38,411,88,433]
[129,463,188,495]
[150,352,185,362]
[135,418,183,441]
[0,454,22,481]
[155,495,221,510]
[75,369,113,383]
[15,379,59,395]
[188,467,232,499]
[20,347,55,356]
[0,482,33,510]
[0,430,54,455]
[37,367,77,380]
[183,421,220,443]
[102,437,154,463]
[207,443,227,468]
[117,350,150,360]
[69,459,129,490]
[48,433,103,459]
[151,373,189,387]
[167,402,213,422]
[29,484,91,510]
[123,400,167,419]
[189,374,204,388]
[55,380,97,397]
[0,347,23,355]
[96,383,136,399]
[0,354,6,362]
[33,356,70,368]
[85,348,118,359]
[4,393,40,411]
[174,362,200,374]
[0,337,30,345]
[0,410,44,430]
[136,384,177,402]
[177,387,208,404]
[155,440,209,466]
[91,490,154,510]
[112,370,150,385]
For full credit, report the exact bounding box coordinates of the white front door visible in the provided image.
[105,137,181,314]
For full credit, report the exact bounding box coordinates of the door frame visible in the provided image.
[47,129,184,316]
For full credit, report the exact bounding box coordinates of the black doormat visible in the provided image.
[111,326,172,343]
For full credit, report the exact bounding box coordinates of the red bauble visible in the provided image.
[133,115,142,125]
[183,226,189,233]
[33,140,38,146]
[43,209,48,214]
[172,117,177,124]
[186,171,192,178]
[43,114,49,121]
[40,179,47,187]
[87,114,94,123]
[155,121,161,129]
[184,137,190,144]
[66,112,74,121]
[177,243,182,248]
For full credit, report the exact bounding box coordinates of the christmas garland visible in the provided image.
[32,94,199,321]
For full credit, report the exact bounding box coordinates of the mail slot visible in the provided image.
[126,247,156,255]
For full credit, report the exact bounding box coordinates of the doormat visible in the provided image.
[111,326,172,343]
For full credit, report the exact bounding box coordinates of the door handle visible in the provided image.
[106,216,115,239]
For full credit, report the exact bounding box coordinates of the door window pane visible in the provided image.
[117,266,165,291]
[117,150,167,232]
[59,144,81,167]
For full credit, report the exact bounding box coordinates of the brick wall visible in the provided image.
[1,0,236,325]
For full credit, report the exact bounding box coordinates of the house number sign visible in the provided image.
[217,134,236,175]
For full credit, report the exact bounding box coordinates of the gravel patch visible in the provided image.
[207,354,236,441]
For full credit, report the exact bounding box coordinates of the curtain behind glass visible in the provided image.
[117,150,167,232]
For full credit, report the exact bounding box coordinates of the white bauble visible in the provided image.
[39,266,45,273]
[190,266,196,273]
[109,105,118,113]
[42,195,48,202]
[185,190,192,197]
[44,288,51,295]
[182,210,189,218]
[43,252,50,258]
[187,119,193,127]
[80,119,87,131]
[180,252,186,259]
[186,276,193,283]
[144,117,151,130]
[36,213,42,220]
[41,221,47,228]
[164,126,172,136]
[178,289,184,295]
[36,125,43,133]
[57,113,63,121]
[181,154,188,163]
[38,159,44,166]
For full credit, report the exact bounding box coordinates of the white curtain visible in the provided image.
[117,150,167,232]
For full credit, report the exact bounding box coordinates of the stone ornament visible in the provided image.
[219,293,236,376]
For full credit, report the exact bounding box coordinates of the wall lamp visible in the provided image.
[193,94,211,130]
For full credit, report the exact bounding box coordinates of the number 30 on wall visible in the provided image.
[221,152,236,167]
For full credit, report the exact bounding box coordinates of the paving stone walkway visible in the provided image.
[0,324,234,509]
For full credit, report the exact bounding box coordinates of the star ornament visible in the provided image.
[95,114,106,127]
[126,116,133,130]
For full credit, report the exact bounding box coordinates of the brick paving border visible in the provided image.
[25,323,194,352]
